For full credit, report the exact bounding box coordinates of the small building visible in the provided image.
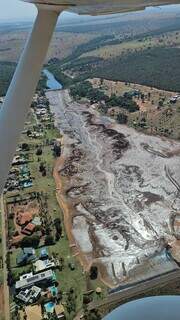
[16,286,41,304]
[15,270,56,291]
[170,97,177,104]
[22,223,36,235]
[40,247,49,260]
[32,216,41,226]
[12,155,27,166]
[55,304,65,319]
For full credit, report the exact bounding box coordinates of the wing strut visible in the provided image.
[0,6,63,194]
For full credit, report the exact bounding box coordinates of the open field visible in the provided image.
[47,89,180,288]
[2,7,180,94]
[80,30,180,59]
[90,78,180,140]
[0,29,96,63]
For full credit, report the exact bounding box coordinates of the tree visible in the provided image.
[90,266,98,280]
[100,78,103,86]
[158,100,164,107]
[22,143,30,151]
[141,93,145,103]
[117,113,128,124]
[53,143,61,157]
[21,235,40,248]
[27,129,32,136]
[39,162,46,176]
[54,218,62,237]
[45,235,54,246]
[36,147,43,156]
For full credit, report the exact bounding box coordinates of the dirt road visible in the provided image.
[88,269,180,311]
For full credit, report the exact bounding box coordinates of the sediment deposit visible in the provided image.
[47,89,180,287]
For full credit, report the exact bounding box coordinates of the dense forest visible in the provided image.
[47,45,180,92]
[91,47,180,92]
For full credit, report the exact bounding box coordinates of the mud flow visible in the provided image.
[47,90,180,287]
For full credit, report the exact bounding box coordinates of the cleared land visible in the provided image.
[47,89,180,288]
[90,78,180,140]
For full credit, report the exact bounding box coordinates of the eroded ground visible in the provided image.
[47,89,180,287]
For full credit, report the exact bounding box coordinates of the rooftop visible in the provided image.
[33,259,56,273]
[16,286,41,304]
[15,270,55,291]
[22,223,36,235]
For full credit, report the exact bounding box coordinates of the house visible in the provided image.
[16,286,41,304]
[170,97,177,104]
[22,223,36,235]
[15,270,56,291]
[16,247,36,266]
[16,212,33,226]
[12,155,27,166]
[29,131,43,138]
[33,259,58,273]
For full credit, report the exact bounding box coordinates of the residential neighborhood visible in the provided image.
[0,89,104,320]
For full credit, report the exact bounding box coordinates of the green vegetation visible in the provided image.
[70,81,139,113]
[0,61,47,97]
[0,61,16,96]
[59,35,115,65]
[91,47,180,92]
[70,81,105,102]
[21,235,40,248]
[46,62,73,88]
[117,113,128,124]
[47,45,180,92]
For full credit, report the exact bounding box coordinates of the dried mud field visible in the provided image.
[47,89,180,287]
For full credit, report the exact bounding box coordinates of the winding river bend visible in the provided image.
[47,88,180,288]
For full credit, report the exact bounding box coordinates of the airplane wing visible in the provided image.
[23,0,180,15]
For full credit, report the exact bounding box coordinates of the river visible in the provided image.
[43,68,62,90]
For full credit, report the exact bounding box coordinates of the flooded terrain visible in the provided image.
[47,89,180,287]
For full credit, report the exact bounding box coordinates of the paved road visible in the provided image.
[88,269,180,311]
[0,195,10,320]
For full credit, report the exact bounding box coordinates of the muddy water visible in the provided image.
[47,89,180,287]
